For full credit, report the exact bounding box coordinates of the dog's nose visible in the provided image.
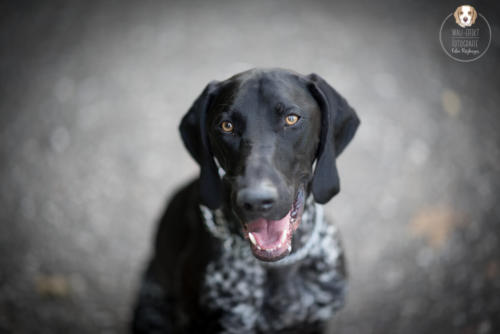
[237,185,278,212]
[463,17,468,22]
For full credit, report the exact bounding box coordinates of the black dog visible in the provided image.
[132,68,359,333]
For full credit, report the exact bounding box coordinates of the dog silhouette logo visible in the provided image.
[440,5,491,62]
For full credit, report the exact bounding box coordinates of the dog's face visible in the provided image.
[208,72,320,260]
[454,5,477,28]
[180,69,359,261]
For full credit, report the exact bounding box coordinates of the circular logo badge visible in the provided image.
[439,5,491,62]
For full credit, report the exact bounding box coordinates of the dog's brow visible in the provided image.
[275,103,302,115]
[215,103,233,112]
[275,103,285,114]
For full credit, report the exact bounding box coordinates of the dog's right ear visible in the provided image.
[179,81,223,209]
[454,6,461,24]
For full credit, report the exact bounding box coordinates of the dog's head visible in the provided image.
[454,5,477,28]
[180,68,359,261]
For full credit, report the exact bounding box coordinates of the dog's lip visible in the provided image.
[243,189,304,262]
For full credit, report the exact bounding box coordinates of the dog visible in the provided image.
[132,68,360,333]
[454,5,478,28]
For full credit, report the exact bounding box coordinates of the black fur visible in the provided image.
[308,73,360,204]
[132,68,359,333]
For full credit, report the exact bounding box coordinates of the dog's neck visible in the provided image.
[199,195,323,267]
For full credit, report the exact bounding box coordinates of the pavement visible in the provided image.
[0,1,499,333]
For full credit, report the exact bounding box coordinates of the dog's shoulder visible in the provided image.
[151,178,215,281]
[134,179,223,333]
[154,179,200,245]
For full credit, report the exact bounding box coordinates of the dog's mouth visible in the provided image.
[243,189,305,262]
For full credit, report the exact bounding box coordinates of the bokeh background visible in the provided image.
[1,1,499,333]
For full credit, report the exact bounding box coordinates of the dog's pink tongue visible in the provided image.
[247,213,290,248]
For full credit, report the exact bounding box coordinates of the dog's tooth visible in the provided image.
[248,232,257,246]
[288,245,292,252]
[280,231,287,244]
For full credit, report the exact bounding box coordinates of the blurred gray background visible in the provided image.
[0,1,499,333]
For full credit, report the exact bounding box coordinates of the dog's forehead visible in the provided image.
[217,70,317,114]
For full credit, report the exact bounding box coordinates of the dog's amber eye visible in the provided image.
[285,114,299,126]
[468,11,471,15]
[220,121,234,133]
[460,11,463,15]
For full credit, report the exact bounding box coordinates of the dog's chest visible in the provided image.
[199,216,346,333]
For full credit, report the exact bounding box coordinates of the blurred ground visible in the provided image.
[0,1,499,333]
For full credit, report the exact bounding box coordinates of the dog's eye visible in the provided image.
[460,11,463,15]
[468,11,471,15]
[220,121,234,133]
[285,114,300,126]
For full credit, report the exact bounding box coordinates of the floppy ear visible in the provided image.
[471,7,477,24]
[179,81,223,209]
[307,73,360,204]
[454,7,461,24]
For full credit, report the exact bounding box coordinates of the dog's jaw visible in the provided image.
[243,189,305,261]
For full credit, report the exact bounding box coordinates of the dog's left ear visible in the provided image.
[471,7,478,24]
[307,73,360,204]
[179,81,223,209]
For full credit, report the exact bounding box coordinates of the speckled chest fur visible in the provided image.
[198,198,347,333]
